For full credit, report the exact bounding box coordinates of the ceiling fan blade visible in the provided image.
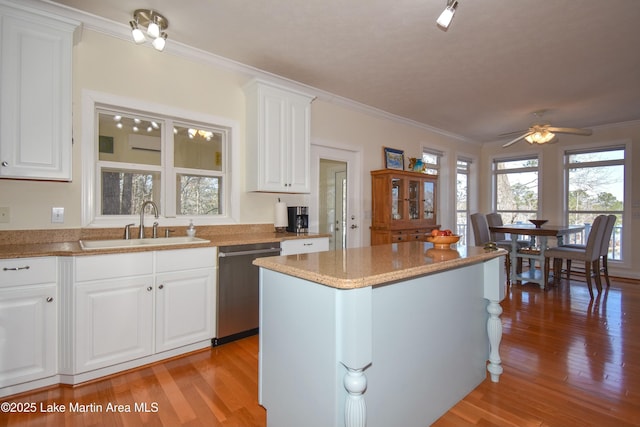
[502,131,532,147]
[546,126,592,136]
[499,129,529,138]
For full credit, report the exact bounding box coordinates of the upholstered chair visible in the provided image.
[544,215,607,298]
[560,215,616,288]
[471,213,521,285]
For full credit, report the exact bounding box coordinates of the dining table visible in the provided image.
[488,223,585,289]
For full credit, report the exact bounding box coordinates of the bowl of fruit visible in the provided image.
[426,229,461,249]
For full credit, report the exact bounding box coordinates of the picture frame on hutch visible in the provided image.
[383,147,404,170]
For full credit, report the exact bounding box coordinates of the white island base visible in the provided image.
[257,245,505,427]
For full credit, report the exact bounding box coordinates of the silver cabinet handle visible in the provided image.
[147,286,153,291]
[3,266,30,271]
[1,161,8,167]
[46,297,54,303]
[158,284,164,289]
[219,248,281,257]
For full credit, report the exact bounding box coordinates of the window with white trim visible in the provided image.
[493,156,540,223]
[564,146,625,260]
[456,158,471,245]
[85,96,235,226]
[421,149,442,175]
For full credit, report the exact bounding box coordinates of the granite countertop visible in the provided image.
[0,225,330,259]
[253,242,507,289]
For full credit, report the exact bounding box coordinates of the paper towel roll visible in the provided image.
[275,201,288,230]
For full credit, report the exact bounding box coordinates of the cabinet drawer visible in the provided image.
[0,257,56,288]
[390,232,407,242]
[155,247,216,273]
[281,238,329,255]
[75,252,153,282]
[409,230,428,241]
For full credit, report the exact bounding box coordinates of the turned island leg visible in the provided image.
[486,299,503,382]
[343,367,367,427]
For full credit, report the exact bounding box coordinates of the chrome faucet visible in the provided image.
[139,200,159,239]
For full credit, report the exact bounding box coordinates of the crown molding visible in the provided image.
[29,0,473,144]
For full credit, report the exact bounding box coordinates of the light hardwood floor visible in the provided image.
[2,277,639,426]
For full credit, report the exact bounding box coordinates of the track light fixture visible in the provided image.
[129,9,169,51]
[436,0,458,30]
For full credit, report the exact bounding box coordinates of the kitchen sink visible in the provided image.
[79,236,210,250]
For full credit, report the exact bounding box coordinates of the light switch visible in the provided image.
[51,207,64,223]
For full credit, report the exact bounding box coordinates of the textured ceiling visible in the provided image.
[47,0,640,143]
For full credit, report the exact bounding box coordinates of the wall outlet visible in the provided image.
[51,207,64,223]
[0,207,9,223]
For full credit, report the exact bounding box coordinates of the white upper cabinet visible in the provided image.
[0,2,78,181]
[244,79,314,193]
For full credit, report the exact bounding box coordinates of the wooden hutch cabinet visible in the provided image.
[370,169,439,245]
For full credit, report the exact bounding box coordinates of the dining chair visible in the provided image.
[486,212,533,276]
[599,215,617,288]
[544,214,607,298]
[560,214,616,288]
[470,213,520,284]
[486,213,533,251]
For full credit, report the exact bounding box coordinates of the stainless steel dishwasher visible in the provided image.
[213,242,281,346]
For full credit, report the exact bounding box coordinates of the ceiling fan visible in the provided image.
[502,111,593,148]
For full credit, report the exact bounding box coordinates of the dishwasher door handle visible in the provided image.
[218,248,282,258]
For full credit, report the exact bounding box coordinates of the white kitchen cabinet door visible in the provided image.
[155,268,215,353]
[74,277,153,373]
[245,79,314,193]
[0,3,77,181]
[0,284,57,388]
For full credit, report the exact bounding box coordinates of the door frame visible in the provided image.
[310,141,363,248]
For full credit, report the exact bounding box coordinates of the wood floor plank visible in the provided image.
[2,277,639,426]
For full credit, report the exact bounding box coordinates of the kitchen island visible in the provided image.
[254,242,507,427]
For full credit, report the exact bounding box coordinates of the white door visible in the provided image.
[335,170,347,249]
[310,144,362,249]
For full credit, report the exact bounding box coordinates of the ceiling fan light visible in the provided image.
[525,130,555,144]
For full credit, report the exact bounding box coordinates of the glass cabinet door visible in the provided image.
[422,180,435,220]
[391,178,403,221]
[408,180,419,220]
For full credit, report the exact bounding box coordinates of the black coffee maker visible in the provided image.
[287,206,309,234]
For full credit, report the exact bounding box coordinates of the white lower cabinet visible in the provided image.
[0,283,57,389]
[0,257,57,396]
[75,277,154,372]
[63,247,216,382]
[155,269,215,353]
